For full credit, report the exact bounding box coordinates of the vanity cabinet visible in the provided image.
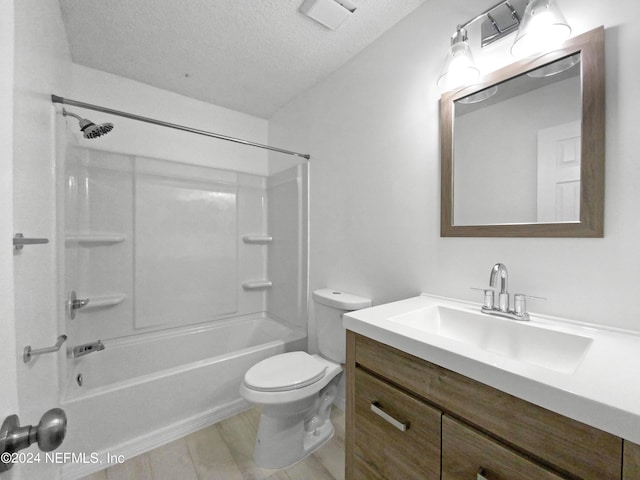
[346,331,628,480]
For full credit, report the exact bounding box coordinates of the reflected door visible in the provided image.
[537,121,581,222]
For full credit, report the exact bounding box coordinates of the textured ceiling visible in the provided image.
[58,0,429,118]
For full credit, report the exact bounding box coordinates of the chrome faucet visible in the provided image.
[480,263,538,321]
[490,263,509,312]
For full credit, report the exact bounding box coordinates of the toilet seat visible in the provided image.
[243,351,327,392]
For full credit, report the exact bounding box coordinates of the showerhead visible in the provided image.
[62,108,114,139]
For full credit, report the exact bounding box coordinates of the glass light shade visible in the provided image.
[527,52,580,77]
[437,30,480,91]
[457,85,498,104]
[511,0,571,58]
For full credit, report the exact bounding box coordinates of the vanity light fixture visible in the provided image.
[511,0,571,58]
[437,0,571,91]
[436,27,480,91]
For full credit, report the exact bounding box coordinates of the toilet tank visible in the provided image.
[313,288,372,363]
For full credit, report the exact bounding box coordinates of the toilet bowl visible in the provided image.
[239,288,371,469]
[239,352,342,468]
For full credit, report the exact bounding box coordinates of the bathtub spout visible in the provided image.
[72,341,105,358]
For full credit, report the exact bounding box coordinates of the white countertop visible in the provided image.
[343,293,640,444]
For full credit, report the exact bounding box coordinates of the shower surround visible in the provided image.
[59,144,308,479]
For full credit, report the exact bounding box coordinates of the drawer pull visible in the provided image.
[477,467,488,480]
[370,402,410,432]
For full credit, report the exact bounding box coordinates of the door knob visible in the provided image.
[0,408,67,472]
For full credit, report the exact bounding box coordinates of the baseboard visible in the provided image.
[61,398,250,480]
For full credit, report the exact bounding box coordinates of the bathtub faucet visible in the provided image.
[72,340,105,358]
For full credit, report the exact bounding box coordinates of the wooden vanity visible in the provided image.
[345,331,640,479]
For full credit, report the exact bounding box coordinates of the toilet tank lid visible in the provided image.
[312,288,372,311]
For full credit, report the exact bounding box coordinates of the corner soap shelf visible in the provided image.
[65,233,126,246]
[241,235,272,290]
[242,235,273,244]
[242,281,272,290]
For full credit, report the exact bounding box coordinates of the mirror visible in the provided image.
[440,27,604,237]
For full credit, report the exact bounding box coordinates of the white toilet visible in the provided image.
[239,288,371,469]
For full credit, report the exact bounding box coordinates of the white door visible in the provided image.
[536,121,581,222]
[6,1,67,478]
[1,1,20,478]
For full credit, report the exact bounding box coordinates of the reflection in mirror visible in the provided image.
[453,54,581,226]
[440,26,605,238]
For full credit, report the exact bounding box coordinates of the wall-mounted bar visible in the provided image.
[24,335,67,363]
[51,95,311,160]
[81,294,126,311]
[66,293,126,320]
[65,233,126,245]
[13,233,49,250]
[242,235,273,244]
[242,281,273,290]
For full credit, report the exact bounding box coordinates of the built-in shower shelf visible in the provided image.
[65,233,126,246]
[242,235,273,244]
[82,294,126,311]
[242,281,273,290]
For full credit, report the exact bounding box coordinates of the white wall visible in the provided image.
[69,64,269,175]
[270,0,640,333]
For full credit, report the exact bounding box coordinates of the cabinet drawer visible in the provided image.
[354,368,441,480]
[353,333,622,479]
[442,415,566,480]
[624,440,640,479]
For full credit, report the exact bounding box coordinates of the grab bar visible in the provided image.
[24,335,67,363]
[13,233,49,250]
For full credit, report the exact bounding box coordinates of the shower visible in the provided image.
[62,108,114,139]
[53,92,311,478]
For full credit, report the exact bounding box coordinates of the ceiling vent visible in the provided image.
[300,0,358,30]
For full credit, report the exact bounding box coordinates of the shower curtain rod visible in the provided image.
[51,95,311,160]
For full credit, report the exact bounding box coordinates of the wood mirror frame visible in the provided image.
[440,26,604,237]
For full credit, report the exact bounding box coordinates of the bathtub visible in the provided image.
[60,314,306,479]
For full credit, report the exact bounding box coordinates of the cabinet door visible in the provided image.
[353,368,441,480]
[624,440,640,479]
[442,415,566,480]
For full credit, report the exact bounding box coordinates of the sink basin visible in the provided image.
[389,305,593,374]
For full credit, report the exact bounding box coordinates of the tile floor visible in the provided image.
[81,406,345,480]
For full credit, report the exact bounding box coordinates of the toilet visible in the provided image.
[239,288,372,469]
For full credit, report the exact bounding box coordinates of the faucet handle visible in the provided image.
[471,287,495,309]
[514,294,546,316]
